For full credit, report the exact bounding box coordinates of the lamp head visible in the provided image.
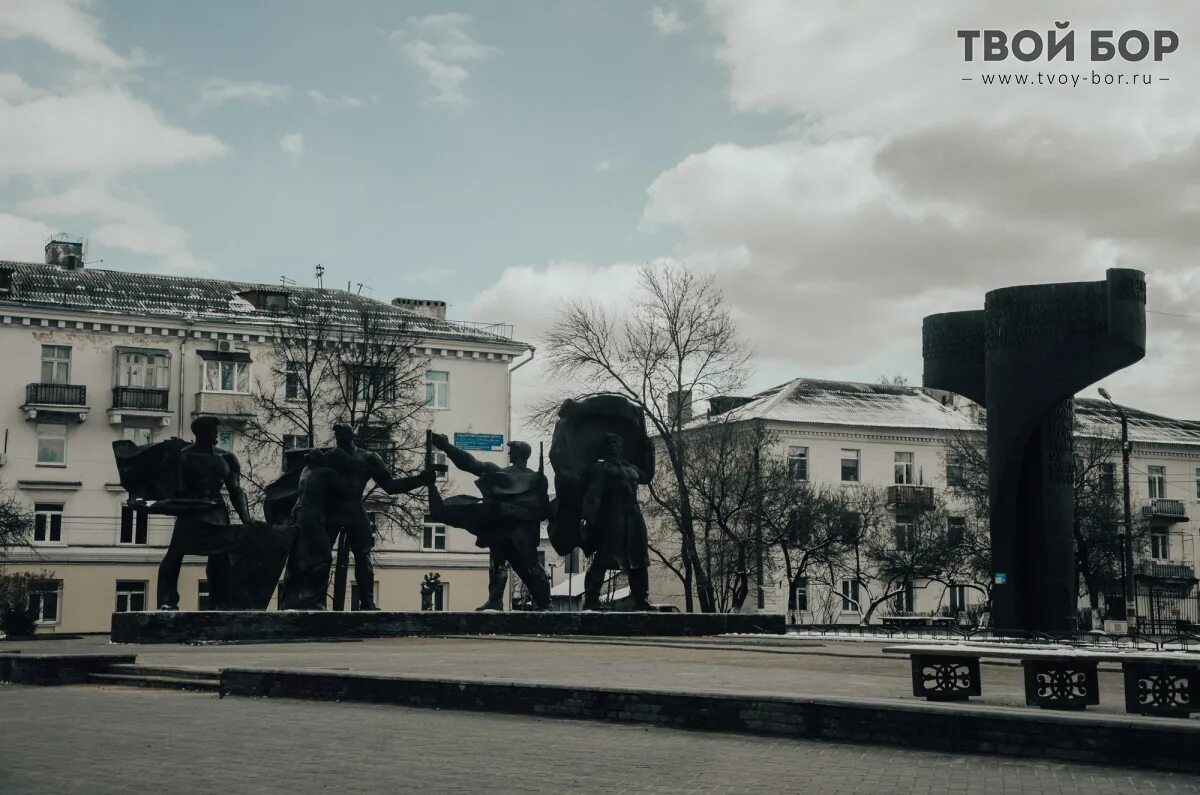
[1098,388,1112,401]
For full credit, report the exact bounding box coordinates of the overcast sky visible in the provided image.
[2,1,1199,435]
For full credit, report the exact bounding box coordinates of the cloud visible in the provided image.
[0,1,227,273]
[389,12,498,107]
[307,89,364,110]
[20,185,205,270]
[649,6,686,35]
[634,0,1200,419]
[280,132,304,158]
[0,87,227,179]
[469,1,1200,425]
[0,0,129,69]
[0,212,56,261]
[192,78,291,112]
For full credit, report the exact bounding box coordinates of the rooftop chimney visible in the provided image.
[391,297,447,320]
[45,235,84,270]
[668,389,693,425]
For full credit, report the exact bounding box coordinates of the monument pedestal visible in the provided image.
[110,609,785,644]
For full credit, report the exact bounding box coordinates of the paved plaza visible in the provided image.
[2,684,1198,795]
[0,633,1155,716]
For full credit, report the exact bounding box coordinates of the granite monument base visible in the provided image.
[110,609,785,644]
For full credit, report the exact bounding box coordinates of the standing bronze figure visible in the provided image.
[548,394,655,611]
[427,433,552,610]
[113,415,293,611]
[267,423,433,610]
[580,433,652,610]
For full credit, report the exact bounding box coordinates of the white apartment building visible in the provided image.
[2,238,530,633]
[649,378,1200,627]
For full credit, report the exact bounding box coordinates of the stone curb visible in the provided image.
[218,667,1200,775]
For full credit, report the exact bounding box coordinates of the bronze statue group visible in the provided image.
[112,393,656,613]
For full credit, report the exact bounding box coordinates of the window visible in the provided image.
[793,577,809,612]
[123,426,154,447]
[119,504,149,544]
[894,452,914,485]
[840,579,860,612]
[425,370,448,409]
[218,430,233,451]
[894,520,915,552]
[1151,528,1170,560]
[433,451,449,481]
[282,434,310,466]
[839,512,862,544]
[202,360,250,393]
[422,524,447,551]
[350,366,396,403]
[198,581,211,611]
[1099,462,1116,495]
[36,422,67,465]
[284,362,302,400]
[262,293,289,312]
[894,580,915,614]
[33,503,63,543]
[945,456,966,488]
[40,345,71,384]
[117,351,169,389]
[947,516,966,547]
[27,580,61,624]
[786,446,809,480]
[1148,465,1166,499]
[840,449,860,483]
[115,581,147,613]
[948,584,967,614]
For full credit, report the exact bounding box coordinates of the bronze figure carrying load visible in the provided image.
[547,394,655,611]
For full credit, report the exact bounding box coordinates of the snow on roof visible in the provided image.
[693,378,1200,448]
[701,378,980,433]
[0,261,522,347]
[1074,398,1200,446]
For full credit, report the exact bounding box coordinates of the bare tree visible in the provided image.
[541,263,751,612]
[240,296,431,538]
[0,486,33,565]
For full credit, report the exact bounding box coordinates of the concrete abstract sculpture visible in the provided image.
[923,269,1146,633]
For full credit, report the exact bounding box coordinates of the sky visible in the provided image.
[2,0,1200,435]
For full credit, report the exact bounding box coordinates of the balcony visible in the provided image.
[22,383,88,422]
[1137,559,1197,582]
[108,387,172,426]
[193,391,255,422]
[1142,498,1189,523]
[887,484,934,510]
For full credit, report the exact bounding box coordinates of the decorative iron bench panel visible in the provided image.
[1021,657,1100,710]
[1122,662,1198,718]
[910,654,982,701]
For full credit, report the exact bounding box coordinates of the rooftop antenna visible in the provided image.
[315,263,325,288]
[280,275,297,287]
[355,280,373,296]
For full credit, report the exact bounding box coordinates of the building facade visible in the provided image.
[2,239,529,633]
[648,379,1200,629]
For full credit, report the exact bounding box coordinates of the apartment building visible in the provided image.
[2,238,530,633]
[649,378,1200,626]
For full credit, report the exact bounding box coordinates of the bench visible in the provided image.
[884,643,1200,717]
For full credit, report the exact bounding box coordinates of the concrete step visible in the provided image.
[107,664,219,682]
[88,672,221,693]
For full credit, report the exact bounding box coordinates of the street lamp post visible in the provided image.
[1099,388,1137,637]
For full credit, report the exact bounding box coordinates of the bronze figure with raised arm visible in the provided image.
[428,432,552,610]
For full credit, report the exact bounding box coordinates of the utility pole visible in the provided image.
[1099,388,1137,636]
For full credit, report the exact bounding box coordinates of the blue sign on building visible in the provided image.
[454,432,505,451]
